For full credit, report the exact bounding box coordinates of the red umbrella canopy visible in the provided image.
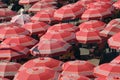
[107,32,120,50]
[0,62,21,79]
[38,39,72,57]
[58,74,90,80]
[22,22,49,35]
[0,26,30,41]
[79,20,106,31]
[14,67,58,80]
[100,23,120,38]
[31,9,56,23]
[40,0,57,5]
[0,22,19,27]
[19,0,39,5]
[75,0,95,7]
[95,77,120,80]
[94,0,114,3]
[81,8,112,20]
[61,60,95,77]
[0,44,29,61]
[40,31,76,43]
[100,18,120,37]
[19,57,63,72]
[0,8,16,17]
[47,23,79,32]
[113,0,120,9]
[107,18,120,26]
[76,28,101,44]
[28,1,56,13]
[111,55,120,64]
[0,77,10,80]
[87,1,114,11]
[54,4,85,21]
[1,35,38,48]
[94,63,120,78]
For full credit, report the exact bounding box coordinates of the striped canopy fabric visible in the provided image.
[38,39,72,57]
[14,67,58,80]
[0,62,21,79]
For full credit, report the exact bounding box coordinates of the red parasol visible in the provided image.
[54,4,85,21]
[113,0,120,9]
[58,74,90,80]
[75,0,95,7]
[22,22,49,35]
[100,25,120,38]
[28,1,56,13]
[87,1,114,11]
[108,32,120,50]
[81,8,112,20]
[0,26,30,41]
[47,23,79,32]
[79,20,106,31]
[94,63,120,78]
[0,77,10,80]
[0,62,21,79]
[111,55,120,64]
[0,22,19,27]
[40,0,57,5]
[0,8,16,17]
[31,9,56,23]
[61,60,95,77]
[76,28,101,44]
[40,31,76,43]
[106,18,120,26]
[19,0,39,5]
[95,77,120,80]
[1,35,38,48]
[94,0,114,3]
[37,39,72,57]
[100,21,120,38]
[19,57,63,72]
[14,67,58,80]
[0,44,29,61]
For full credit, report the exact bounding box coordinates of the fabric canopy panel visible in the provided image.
[14,67,58,80]
[38,39,72,57]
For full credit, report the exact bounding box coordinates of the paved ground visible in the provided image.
[80,48,100,66]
